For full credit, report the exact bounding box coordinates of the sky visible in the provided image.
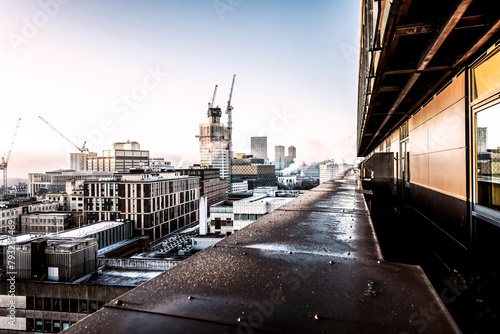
[0,0,361,180]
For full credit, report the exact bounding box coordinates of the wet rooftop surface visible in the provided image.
[65,170,460,333]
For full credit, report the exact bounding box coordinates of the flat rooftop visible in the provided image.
[55,221,126,238]
[83,268,163,287]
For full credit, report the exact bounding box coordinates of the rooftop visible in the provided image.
[66,170,460,333]
[82,268,163,287]
[55,220,126,238]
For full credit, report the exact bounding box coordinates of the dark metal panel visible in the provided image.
[411,183,469,248]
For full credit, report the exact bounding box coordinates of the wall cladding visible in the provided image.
[408,72,468,245]
[409,72,467,200]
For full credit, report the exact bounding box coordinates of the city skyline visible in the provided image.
[0,0,360,179]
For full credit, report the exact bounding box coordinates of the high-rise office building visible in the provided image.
[198,107,231,179]
[275,145,285,170]
[87,140,149,173]
[251,137,268,159]
[288,146,296,159]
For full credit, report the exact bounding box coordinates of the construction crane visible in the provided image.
[1,118,21,196]
[225,74,236,156]
[208,85,218,109]
[39,116,88,153]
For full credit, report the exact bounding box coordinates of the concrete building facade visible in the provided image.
[174,166,229,207]
[250,137,267,159]
[84,172,200,244]
[21,212,73,234]
[209,193,294,235]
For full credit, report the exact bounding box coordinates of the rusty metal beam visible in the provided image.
[395,22,435,36]
[454,15,500,67]
[394,15,487,36]
[384,65,452,75]
[363,0,473,156]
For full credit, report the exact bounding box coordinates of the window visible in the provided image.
[26,318,34,331]
[35,319,43,332]
[89,300,98,313]
[70,299,78,313]
[472,48,500,100]
[45,320,52,332]
[98,300,106,309]
[62,298,69,312]
[53,320,61,333]
[44,297,52,311]
[26,296,34,310]
[79,299,88,313]
[475,103,500,212]
[35,297,43,310]
[53,298,61,311]
[62,321,70,330]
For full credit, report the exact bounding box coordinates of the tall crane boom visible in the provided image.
[225,74,236,157]
[1,118,21,196]
[39,116,88,152]
[208,85,218,109]
[5,118,21,166]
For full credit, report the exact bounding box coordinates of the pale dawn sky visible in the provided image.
[0,0,360,179]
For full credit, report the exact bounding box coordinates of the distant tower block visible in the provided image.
[251,137,268,159]
[288,146,296,159]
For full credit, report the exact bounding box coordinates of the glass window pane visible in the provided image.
[44,320,52,332]
[27,296,34,310]
[476,104,500,211]
[79,299,88,313]
[35,297,43,310]
[35,319,43,331]
[70,299,78,313]
[53,321,61,333]
[53,298,61,312]
[473,50,500,100]
[44,297,52,311]
[89,300,98,313]
[61,299,69,312]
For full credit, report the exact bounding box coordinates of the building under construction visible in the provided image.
[197,76,236,180]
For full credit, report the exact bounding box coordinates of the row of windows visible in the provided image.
[1,210,18,217]
[234,214,265,221]
[28,225,62,231]
[26,318,74,333]
[28,218,64,223]
[1,218,19,224]
[26,296,107,314]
